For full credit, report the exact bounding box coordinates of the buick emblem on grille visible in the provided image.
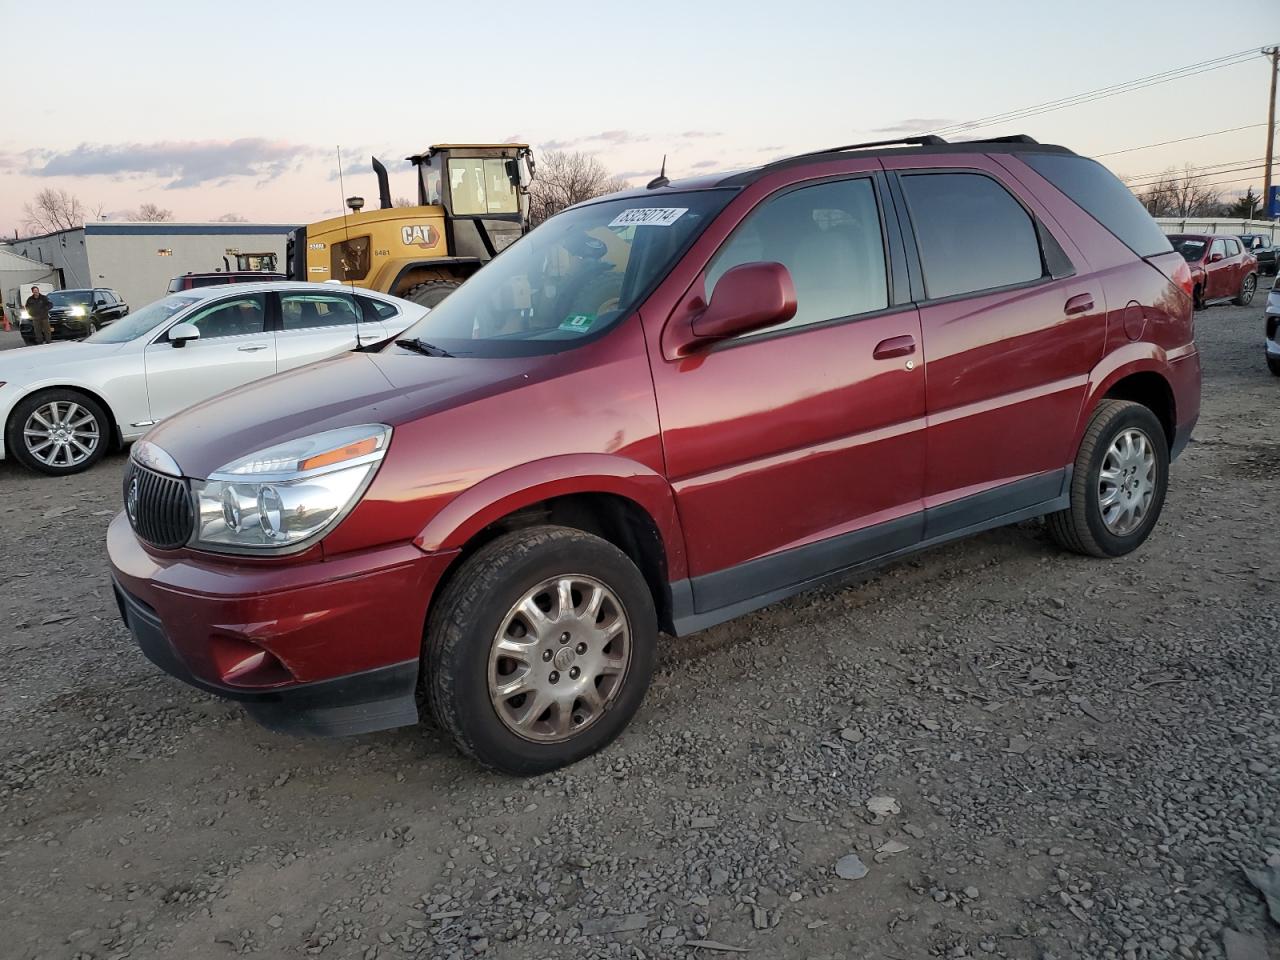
[126,476,140,524]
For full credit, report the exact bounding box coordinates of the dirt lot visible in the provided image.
[1,287,1277,960]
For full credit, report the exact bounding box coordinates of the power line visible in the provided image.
[933,45,1273,136]
[1121,156,1264,182]
[1095,123,1268,158]
[1125,162,1267,190]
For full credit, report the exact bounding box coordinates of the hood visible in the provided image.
[144,348,552,478]
[0,340,126,374]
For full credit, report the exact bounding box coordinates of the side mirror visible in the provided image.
[1209,252,1224,263]
[168,322,200,348]
[689,261,797,344]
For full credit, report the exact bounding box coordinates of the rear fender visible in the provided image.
[414,453,688,582]
[1076,344,1178,446]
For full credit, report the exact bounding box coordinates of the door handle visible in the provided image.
[1064,293,1094,316]
[237,343,268,352]
[872,335,917,360]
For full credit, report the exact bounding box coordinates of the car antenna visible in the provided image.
[646,155,669,190]
[335,146,359,297]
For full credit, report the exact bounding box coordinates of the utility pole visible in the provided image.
[1265,46,1279,219]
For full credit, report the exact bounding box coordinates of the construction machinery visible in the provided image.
[288,144,535,307]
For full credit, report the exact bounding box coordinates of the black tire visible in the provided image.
[404,280,460,309]
[1267,355,1280,377]
[1046,400,1169,559]
[5,388,111,476]
[1232,272,1257,306]
[424,525,658,775]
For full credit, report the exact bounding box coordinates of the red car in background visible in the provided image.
[1169,234,1258,309]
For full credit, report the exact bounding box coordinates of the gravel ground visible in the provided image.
[1,286,1277,960]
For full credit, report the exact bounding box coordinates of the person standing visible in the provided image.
[25,286,53,345]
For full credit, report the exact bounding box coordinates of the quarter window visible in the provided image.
[706,178,889,335]
[360,296,400,321]
[184,294,266,339]
[280,292,361,330]
[901,173,1044,300]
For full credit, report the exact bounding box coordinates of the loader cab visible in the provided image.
[409,143,534,259]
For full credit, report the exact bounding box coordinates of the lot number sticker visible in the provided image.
[608,207,688,228]
[559,313,595,333]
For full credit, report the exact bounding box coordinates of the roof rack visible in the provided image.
[783,134,948,163]
[960,134,1040,145]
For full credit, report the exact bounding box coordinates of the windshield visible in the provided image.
[48,291,92,307]
[86,294,201,344]
[394,190,734,357]
[1170,237,1206,263]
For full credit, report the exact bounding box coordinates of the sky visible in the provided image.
[1,0,1277,234]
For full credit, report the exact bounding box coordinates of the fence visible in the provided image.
[1154,218,1279,242]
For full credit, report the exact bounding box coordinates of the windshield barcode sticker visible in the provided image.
[608,207,688,228]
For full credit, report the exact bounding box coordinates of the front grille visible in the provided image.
[124,460,195,550]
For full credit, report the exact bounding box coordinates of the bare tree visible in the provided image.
[392,197,418,208]
[129,202,175,222]
[22,188,92,234]
[215,212,248,222]
[1133,166,1225,218]
[527,151,628,225]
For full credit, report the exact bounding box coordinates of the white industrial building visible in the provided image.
[1,221,298,310]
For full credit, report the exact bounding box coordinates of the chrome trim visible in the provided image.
[129,439,182,477]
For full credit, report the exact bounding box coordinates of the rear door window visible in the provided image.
[899,172,1044,300]
[280,292,361,330]
[1222,238,1240,257]
[706,178,889,335]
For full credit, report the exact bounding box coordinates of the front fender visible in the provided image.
[413,453,688,582]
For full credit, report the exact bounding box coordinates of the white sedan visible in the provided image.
[0,282,427,475]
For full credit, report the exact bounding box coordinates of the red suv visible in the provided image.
[109,135,1200,774]
[1168,233,1258,309]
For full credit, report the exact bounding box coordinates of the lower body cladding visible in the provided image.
[106,513,456,736]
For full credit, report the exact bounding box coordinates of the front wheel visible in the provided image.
[1047,400,1169,558]
[1233,272,1257,306]
[5,389,111,475]
[423,526,657,774]
[1267,355,1280,377]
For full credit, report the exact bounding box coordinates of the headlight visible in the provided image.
[68,305,86,317]
[19,310,29,320]
[191,424,391,553]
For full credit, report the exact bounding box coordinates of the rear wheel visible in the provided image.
[424,526,657,775]
[1233,272,1257,306]
[1047,400,1168,558]
[404,280,460,309]
[6,389,110,476]
[1267,355,1280,377]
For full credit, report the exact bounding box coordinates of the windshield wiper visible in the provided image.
[395,337,454,358]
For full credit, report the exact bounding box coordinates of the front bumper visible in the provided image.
[107,512,458,736]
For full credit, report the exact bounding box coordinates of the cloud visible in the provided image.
[871,118,954,135]
[539,130,652,151]
[31,138,323,189]
[690,160,719,170]
[679,131,721,140]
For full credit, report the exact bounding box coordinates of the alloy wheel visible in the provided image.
[1240,275,1256,305]
[23,400,100,468]
[488,574,632,742]
[1098,427,1156,536]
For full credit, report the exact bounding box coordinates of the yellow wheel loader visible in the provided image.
[288,143,534,307]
